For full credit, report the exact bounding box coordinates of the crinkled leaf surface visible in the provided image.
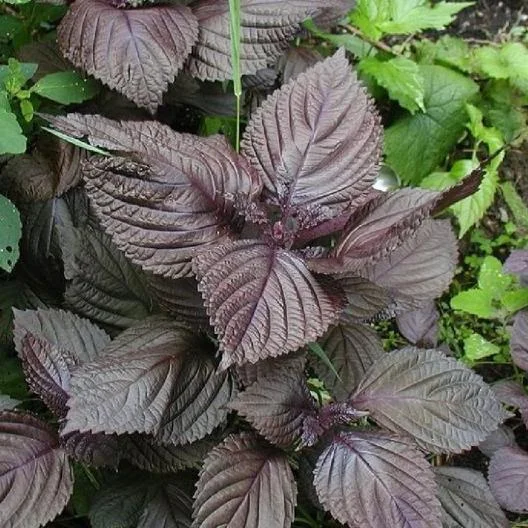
[363,219,458,312]
[489,447,528,513]
[194,240,342,369]
[313,430,441,528]
[352,347,508,453]
[192,433,297,528]
[45,114,261,279]
[241,49,382,220]
[396,301,439,347]
[511,311,528,372]
[60,225,154,330]
[64,317,233,445]
[188,0,338,81]
[13,308,110,415]
[230,367,317,447]
[60,429,120,468]
[0,411,73,528]
[314,322,384,401]
[434,466,508,528]
[123,434,212,473]
[58,0,198,111]
[492,380,528,427]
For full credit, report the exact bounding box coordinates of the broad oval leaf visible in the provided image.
[434,466,508,528]
[192,433,297,528]
[478,426,516,458]
[188,0,336,81]
[489,446,528,512]
[194,240,343,369]
[0,411,73,528]
[58,0,198,111]
[352,347,508,453]
[63,317,234,445]
[229,367,317,447]
[60,225,154,330]
[241,49,382,220]
[511,311,528,372]
[44,114,261,279]
[313,431,442,528]
[492,379,528,427]
[314,322,384,401]
[363,219,458,312]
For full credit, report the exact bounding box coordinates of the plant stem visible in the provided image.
[228,0,242,152]
[343,24,400,56]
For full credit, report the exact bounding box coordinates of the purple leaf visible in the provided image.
[60,429,120,468]
[1,135,85,202]
[279,46,323,83]
[511,311,528,371]
[504,250,528,285]
[58,0,198,112]
[313,322,384,400]
[313,430,442,528]
[187,0,338,81]
[0,411,73,528]
[192,433,297,528]
[122,434,213,473]
[229,367,318,448]
[396,301,439,347]
[479,426,517,458]
[44,114,261,279]
[352,347,509,453]
[145,275,209,327]
[63,317,234,445]
[492,379,528,427]
[193,240,343,369]
[60,225,154,330]
[235,351,306,388]
[329,188,446,272]
[336,275,392,322]
[241,49,382,222]
[13,308,110,416]
[363,219,458,312]
[434,466,508,528]
[90,474,193,528]
[489,446,528,512]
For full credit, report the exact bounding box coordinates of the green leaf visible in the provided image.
[416,35,473,72]
[32,71,99,104]
[0,194,21,273]
[349,0,389,40]
[501,289,528,313]
[478,256,512,299]
[0,60,37,90]
[451,166,499,237]
[385,65,478,184]
[380,1,474,35]
[0,15,23,42]
[0,91,10,112]
[359,56,425,113]
[0,356,28,400]
[474,42,528,93]
[41,126,110,156]
[463,332,500,362]
[451,288,495,318]
[19,98,33,122]
[0,111,25,154]
[501,181,528,230]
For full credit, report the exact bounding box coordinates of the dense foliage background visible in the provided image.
[0,0,527,527]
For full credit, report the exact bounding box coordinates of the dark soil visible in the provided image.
[449,0,527,40]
